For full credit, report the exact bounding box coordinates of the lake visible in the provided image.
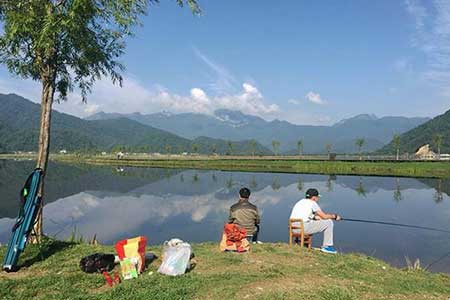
[1,160,450,273]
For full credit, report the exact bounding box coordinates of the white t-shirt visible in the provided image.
[290,198,321,222]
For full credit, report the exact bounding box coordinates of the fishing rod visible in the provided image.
[341,218,450,234]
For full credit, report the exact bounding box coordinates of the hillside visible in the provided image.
[87,110,429,154]
[378,109,450,155]
[0,94,271,155]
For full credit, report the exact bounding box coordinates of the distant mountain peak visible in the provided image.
[213,109,249,127]
[334,114,379,126]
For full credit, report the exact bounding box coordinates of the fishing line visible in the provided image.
[343,217,450,270]
[424,251,450,271]
[341,218,450,234]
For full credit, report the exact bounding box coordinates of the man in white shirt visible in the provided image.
[289,188,341,254]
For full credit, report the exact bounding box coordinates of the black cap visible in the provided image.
[305,188,320,199]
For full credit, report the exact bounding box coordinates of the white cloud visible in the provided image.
[84,103,100,115]
[288,99,301,105]
[193,48,238,94]
[305,91,325,105]
[0,74,279,119]
[405,0,450,96]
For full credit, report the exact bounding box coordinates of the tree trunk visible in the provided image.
[396,148,399,161]
[32,79,55,243]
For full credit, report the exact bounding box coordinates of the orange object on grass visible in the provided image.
[219,224,250,252]
[114,236,147,273]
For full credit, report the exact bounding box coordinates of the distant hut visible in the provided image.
[415,144,436,160]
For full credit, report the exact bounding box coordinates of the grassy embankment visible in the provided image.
[45,154,450,178]
[1,239,450,300]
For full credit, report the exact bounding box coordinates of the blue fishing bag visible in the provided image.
[2,168,44,272]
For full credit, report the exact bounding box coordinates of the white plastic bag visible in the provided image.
[158,239,192,276]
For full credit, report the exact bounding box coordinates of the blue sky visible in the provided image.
[0,0,449,125]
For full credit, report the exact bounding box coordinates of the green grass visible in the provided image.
[55,155,450,179]
[2,154,450,178]
[1,239,450,300]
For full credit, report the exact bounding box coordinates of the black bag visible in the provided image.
[79,253,115,273]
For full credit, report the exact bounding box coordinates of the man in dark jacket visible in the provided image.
[229,187,261,243]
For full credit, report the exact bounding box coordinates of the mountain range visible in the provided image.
[0,93,271,155]
[87,109,430,153]
[378,108,450,155]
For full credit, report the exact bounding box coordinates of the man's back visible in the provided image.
[290,198,320,222]
[229,200,260,235]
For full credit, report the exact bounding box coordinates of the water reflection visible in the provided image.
[393,178,403,202]
[355,177,366,197]
[1,160,450,273]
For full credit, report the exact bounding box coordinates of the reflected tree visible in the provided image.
[326,175,334,192]
[393,178,402,202]
[180,174,184,183]
[356,177,366,197]
[165,169,171,181]
[211,172,217,182]
[192,173,199,183]
[226,177,234,189]
[434,179,444,203]
[271,176,281,191]
[297,177,304,191]
[250,176,258,189]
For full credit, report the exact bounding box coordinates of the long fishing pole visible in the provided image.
[341,218,450,234]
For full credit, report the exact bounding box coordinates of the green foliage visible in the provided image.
[0,0,199,101]
[0,94,273,155]
[297,139,303,155]
[272,140,280,155]
[379,110,450,154]
[355,137,365,153]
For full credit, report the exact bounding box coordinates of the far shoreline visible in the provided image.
[2,153,450,179]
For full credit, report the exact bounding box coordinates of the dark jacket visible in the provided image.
[228,199,260,235]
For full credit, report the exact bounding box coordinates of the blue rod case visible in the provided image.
[2,168,44,272]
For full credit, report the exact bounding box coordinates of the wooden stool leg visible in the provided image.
[289,224,292,245]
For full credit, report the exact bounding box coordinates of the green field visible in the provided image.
[1,239,450,300]
[49,155,450,179]
[2,154,450,178]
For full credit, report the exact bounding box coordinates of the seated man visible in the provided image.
[229,187,261,243]
[289,188,341,254]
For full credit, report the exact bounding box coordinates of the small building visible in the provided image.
[59,149,67,154]
[415,144,436,160]
[439,154,450,161]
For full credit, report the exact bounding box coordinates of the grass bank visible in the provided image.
[2,154,450,178]
[1,240,450,300]
[55,155,450,178]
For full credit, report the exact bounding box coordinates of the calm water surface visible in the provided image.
[1,160,450,272]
